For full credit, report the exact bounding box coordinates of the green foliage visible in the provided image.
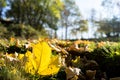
[49,0,63,19]
[0,23,50,39]
[0,57,26,80]
[86,42,120,72]
[6,0,63,30]
[0,0,6,7]
[0,0,7,17]
[0,66,26,80]
[0,24,8,38]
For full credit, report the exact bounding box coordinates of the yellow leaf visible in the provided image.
[18,54,24,60]
[34,42,51,72]
[72,56,80,63]
[25,41,57,75]
[39,55,60,75]
[25,51,36,74]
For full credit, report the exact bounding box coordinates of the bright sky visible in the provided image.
[76,0,120,19]
[75,0,102,19]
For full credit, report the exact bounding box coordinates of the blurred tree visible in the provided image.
[110,17,120,36]
[71,19,88,39]
[97,17,120,37]
[91,0,120,38]
[6,0,63,31]
[90,9,97,38]
[60,0,82,40]
[0,0,6,18]
[97,19,112,37]
[79,20,88,38]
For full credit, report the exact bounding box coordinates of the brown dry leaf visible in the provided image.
[86,70,96,80]
[65,67,80,80]
[65,67,76,80]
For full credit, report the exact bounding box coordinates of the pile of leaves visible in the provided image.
[0,38,120,80]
